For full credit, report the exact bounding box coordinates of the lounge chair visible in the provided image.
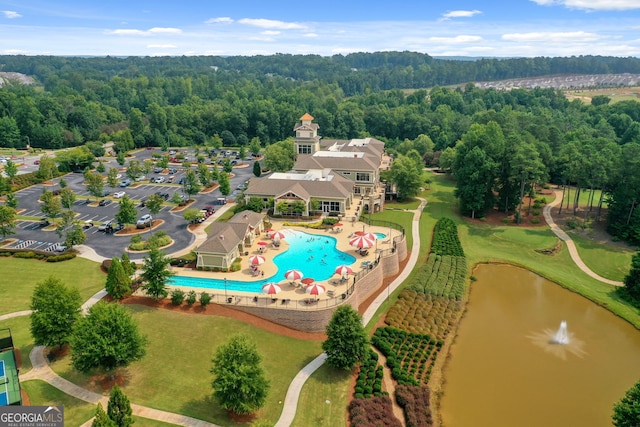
[359,249,369,256]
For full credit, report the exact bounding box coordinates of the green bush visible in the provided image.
[530,217,541,224]
[185,290,197,306]
[13,251,36,259]
[199,292,212,307]
[170,289,185,305]
[46,253,76,262]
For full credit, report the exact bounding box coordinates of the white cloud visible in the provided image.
[304,33,318,38]
[2,10,22,19]
[441,10,482,20]
[147,44,177,48]
[205,17,233,24]
[238,18,306,30]
[428,35,484,44]
[502,31,601,42]
[107,27,182,36]
[529,0,640,10]
[262,30,281,35]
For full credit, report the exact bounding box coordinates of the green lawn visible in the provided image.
[0,257,106,315]
[49,304,323,426]
[21,380,96,426]
[569,234,634,282]
[0,315,34,372]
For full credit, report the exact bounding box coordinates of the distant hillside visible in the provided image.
[468,74,640,90]
[0,72,33,86]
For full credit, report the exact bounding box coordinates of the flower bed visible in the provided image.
[348,395,401,427]
[353,349,384,399]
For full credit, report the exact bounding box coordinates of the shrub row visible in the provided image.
[430,217,464,256]
[354,349,384,399]
[408,254,467,300]
[385,290,462,340]
[348,396,401,427]
[395,384,433,427]
[0,250,76,262]
[170,289,211,307]
[372,327,442,387]
[129,231,171,251]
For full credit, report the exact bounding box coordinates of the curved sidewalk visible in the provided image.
[544,190,623,286]
[274,198,426,427]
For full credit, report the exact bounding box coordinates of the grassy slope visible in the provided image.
[0,257,105,314]
[49,304,323,426]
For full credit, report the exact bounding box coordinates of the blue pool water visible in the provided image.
[169,230,356,292]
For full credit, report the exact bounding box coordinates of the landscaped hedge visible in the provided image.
[385,290,462,340]
[430,217,464,256]
[0,250,76,262]
[372,327,442,387]
[348,396,401,427]
[408,254,468,300]
[395,384,433,427]
[354,349,384,399]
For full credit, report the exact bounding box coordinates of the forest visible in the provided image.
[1,52,640,244]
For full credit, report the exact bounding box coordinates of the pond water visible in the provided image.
[439,264,640,427]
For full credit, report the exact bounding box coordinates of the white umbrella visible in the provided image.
[272,230,287,241]
[248,255,265,265]
[262,282,282,295]
[305,283,326,295]
[334,265,353,276]
[285,269,304,281]
[349,234,376,249]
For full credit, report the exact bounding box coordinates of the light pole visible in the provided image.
[224,277,227,301]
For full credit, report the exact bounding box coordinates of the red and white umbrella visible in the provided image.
[305,283,326,295]
[349,234,376,249]
[265,228,275,234]
[262,282,282,295]
[301,277,315,285]
[334,265,353,276]
[271,230,286,241]
[285,269,304,281]
[248,255,265,265]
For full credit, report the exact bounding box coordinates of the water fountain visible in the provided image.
[552,320,570,345]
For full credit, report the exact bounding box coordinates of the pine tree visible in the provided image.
[120,252,136,276]
[92,403,116,427]
[105,258,132,301]
[107,385,133,427]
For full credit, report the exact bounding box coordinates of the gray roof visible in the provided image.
[228,210,264,228]
[293,153,379,172]
[197,222,249,254]
[245,172,353,201]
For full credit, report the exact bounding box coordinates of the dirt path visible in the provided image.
[372,347,406,425]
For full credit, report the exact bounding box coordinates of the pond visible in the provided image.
[439,264,640,427]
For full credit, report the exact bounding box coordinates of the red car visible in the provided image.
[34,160,40,165]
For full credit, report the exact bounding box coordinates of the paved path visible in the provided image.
[544,190,624,286]
[274,198,426,427]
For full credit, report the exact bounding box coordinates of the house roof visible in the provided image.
[197,222,248,254]
[300,113,314,121]
[245,171,353,200]
[228,210,264,228]
[293,152,379,172]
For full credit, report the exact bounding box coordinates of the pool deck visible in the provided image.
[167,221,399,303]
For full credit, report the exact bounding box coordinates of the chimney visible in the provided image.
[219,235,224,240]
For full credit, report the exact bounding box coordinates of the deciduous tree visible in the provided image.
[115,195,137,226]
[210,334,270,415]
[0,205,17,240]
[612,379,640,427]
[140,248,173,300]
[70,301,147,377]
[322,305,369,370]
[30,277,82,349]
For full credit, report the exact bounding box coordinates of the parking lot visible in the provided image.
[7,147,259,260]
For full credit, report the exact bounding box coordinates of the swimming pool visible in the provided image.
[169,230,356,292]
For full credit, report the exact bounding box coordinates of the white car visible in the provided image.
[114,191,126,198]
[153,176,166,183]
[136,214,153,228]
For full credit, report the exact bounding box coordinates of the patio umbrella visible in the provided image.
[248,255,265,265]
[334,265,353,276]
[301,277,315,285]
[271,230,287,241]
[349,234,376,249]
[257,241,269,246]
[333,222,343,227]
[261,282,282,295]
[305,283,326,295]
[285,269,304,281]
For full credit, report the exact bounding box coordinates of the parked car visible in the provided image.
[119,179,131,187]
[153,167,164,173]
[134,175,146,182]
[114,191,126,198]
[167,175,175,183]
[83,220,94,229]
[136,214,153,228]
[98,199,112,206]
[98,219,114,231]
[168,168,177,174]
[151,176,166,183]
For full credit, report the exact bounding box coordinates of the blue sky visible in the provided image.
[1,0,639,57]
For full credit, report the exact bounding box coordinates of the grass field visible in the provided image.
[49,304,323,426]
[570,234,633,282]
[0,315,34,372]
[22,380,179,427]
[564,86,640,104]
[0,257,105,315]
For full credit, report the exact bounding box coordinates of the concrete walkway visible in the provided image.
[544,190,624,287]
[274,198,426,427]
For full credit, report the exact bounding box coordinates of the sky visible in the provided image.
[1,0,640,58]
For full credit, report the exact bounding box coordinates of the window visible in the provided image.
[321,201,341,212]
[354,186,361,194]
[298,145,312,154]
[356,172,370,182]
